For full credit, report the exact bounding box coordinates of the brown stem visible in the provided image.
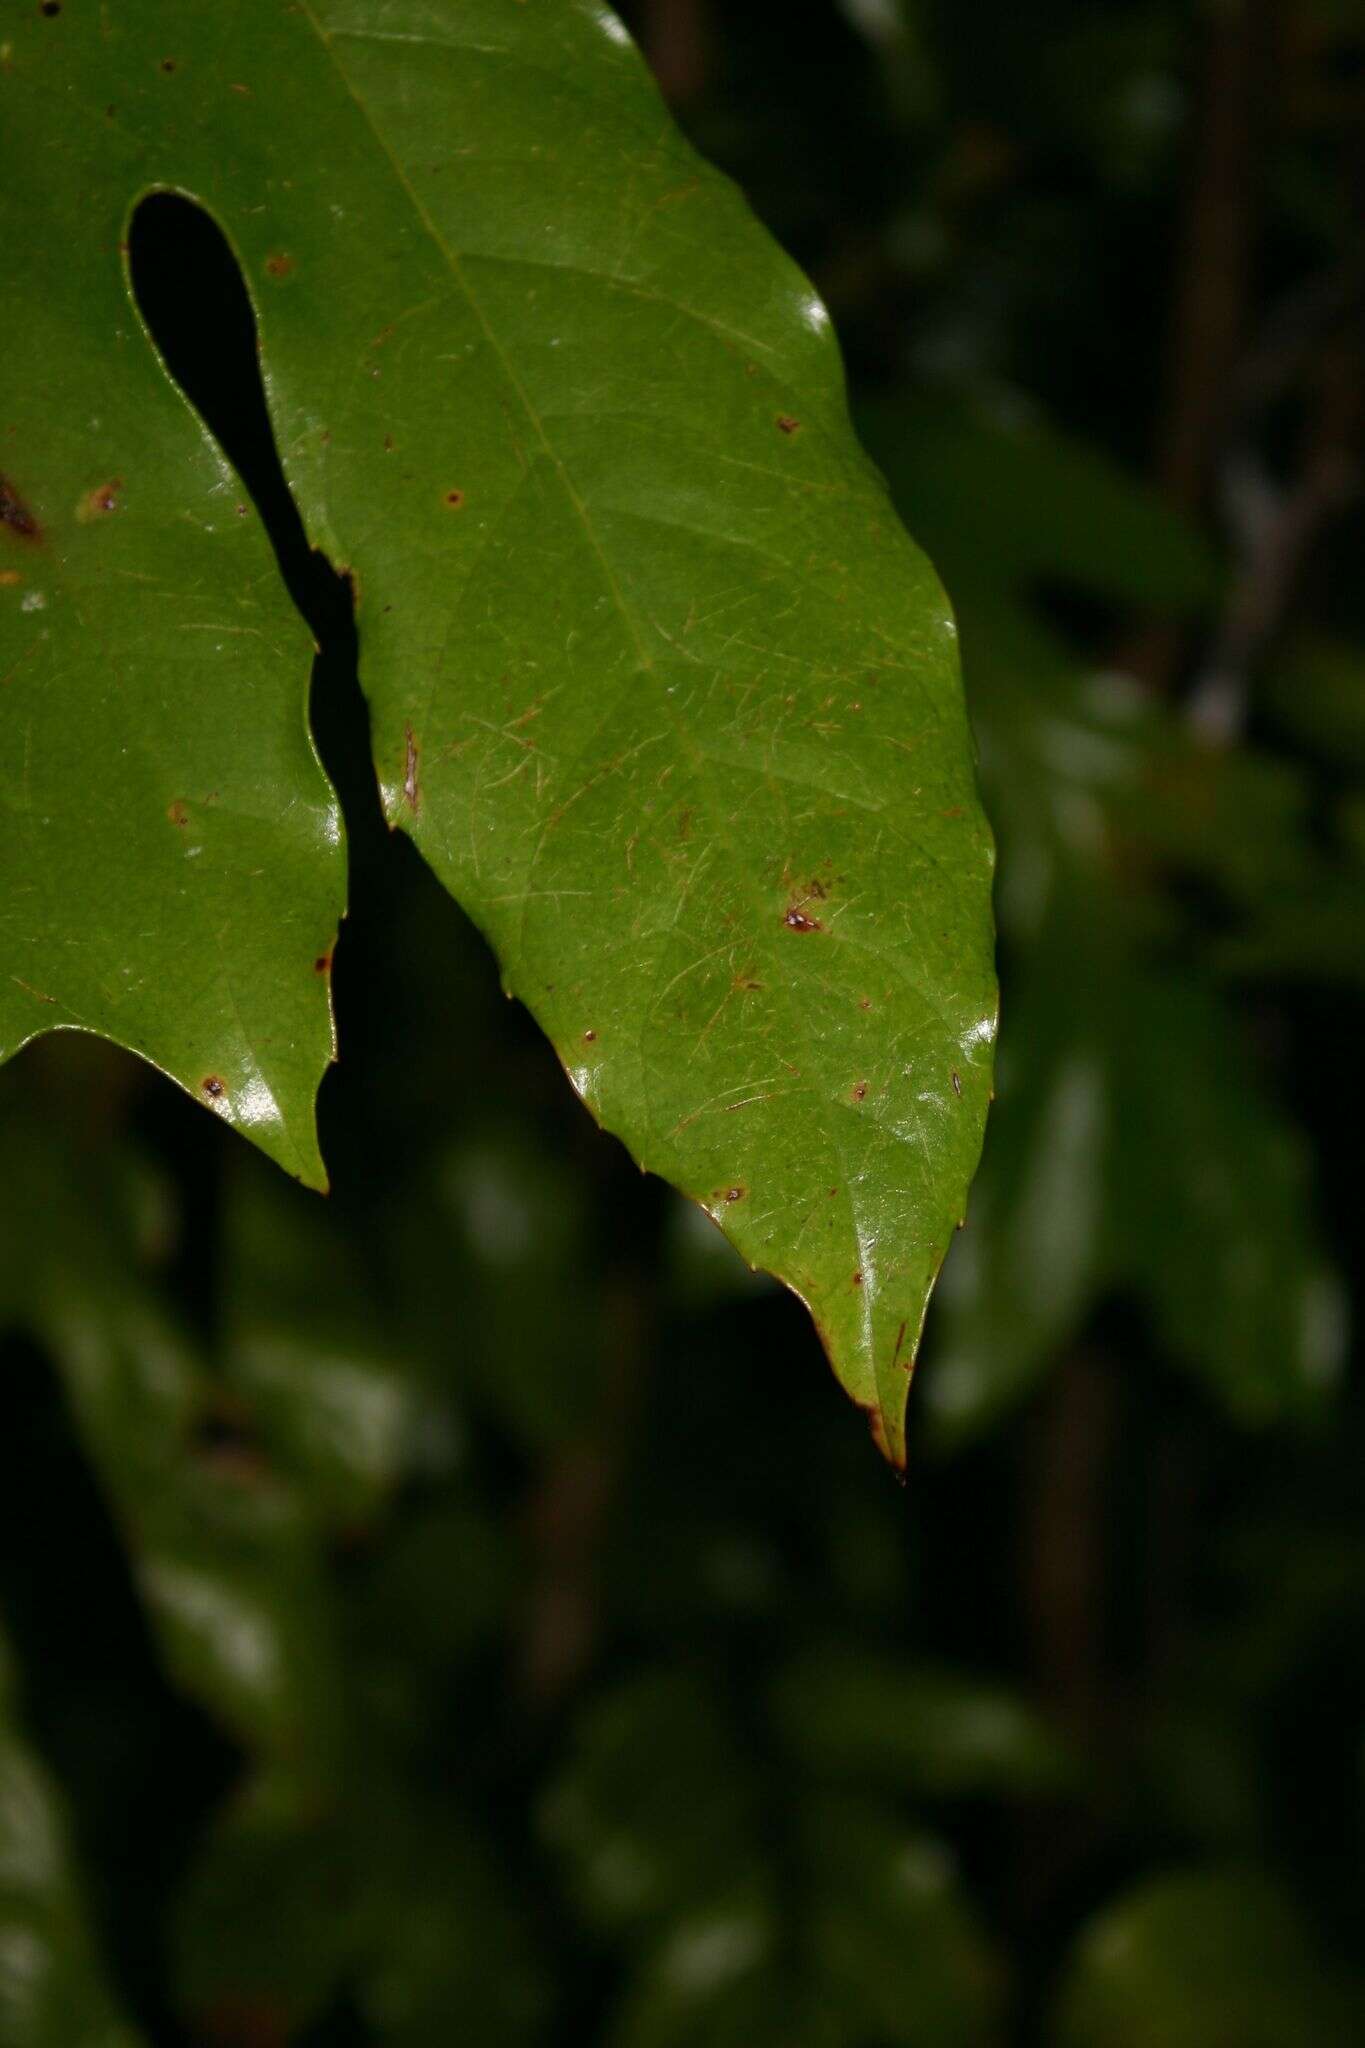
[1126,0,1269,692]
[1022,1348,1115,1742]
[514,1267,650,1712]
[637,0,713,107]
[1189,338,1360,738]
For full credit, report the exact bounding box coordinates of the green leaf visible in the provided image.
[0,1634,145,2048]
[1106,974,1344,1422]
[768,1646,1072,1799]
[219,1159,422,1525]
[609,1803,1000,2048]
[858,393,1216,614]
[2,0,996,1461]
[172,1769,352,2042]
[546,1668,1001,2045]
[1050,1868,1362,2048]
[0,1069,345,1763]
[0,111,342,1188]
[541,1670,760,1936]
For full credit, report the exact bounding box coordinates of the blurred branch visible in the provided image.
[1189,337,1360,740]
[514,1269,650,1713]
[1128,4,1361,721]
[1022,1349,1115,1743]
[636,0,713,107]
[1156,0,1267,519]
[1127,0,1269,693]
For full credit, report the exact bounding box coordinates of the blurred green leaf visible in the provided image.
[1107,975,1344,1422]
[768,1647,1072,1799]
[925,896,1343,1441]
[220,1162,420,1527]
[861,393,1217,612]
[1051,1868,1362,2047]
[924,920,1108,1443]
[1262,637,1365,772]
[431,1136,606,1448]
[172,1769,350,2044]
[798,1798,1001,2046]
[861,388,1344,1441]
[611,1800,1000,2048]
[0,1086,344,1765]
[542,1671,759,1936]
[0,1634,143,2048]
[350,1794,550,2047]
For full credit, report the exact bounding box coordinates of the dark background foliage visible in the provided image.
[2,0,1363,2041]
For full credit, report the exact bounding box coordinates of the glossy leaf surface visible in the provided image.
[1,0,996,1459]
[0,91,342,1186]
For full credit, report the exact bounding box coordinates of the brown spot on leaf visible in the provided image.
[725,1186,745,1203]
[167,799,189,827]
[76,477,123,522]
[403,725,420,811]
[776,414,800,435]
[951,1069,962,1096]
[0,474,40,542]
[851,1270,862,1286]
[784,908,821,933]
[202,1076,226,1100]
[893,1319,910,1371]
[852,1081,868,1101]
[160,56,177,72]
[264,251,294,279]
[583,1028,597,1042]
[40,1,61,15]
[859,996,871,1011]
[313,953,332,975]
[444,488,465,508]
[0,570,21,588]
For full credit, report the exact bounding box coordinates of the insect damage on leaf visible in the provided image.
[76,477,122,521]
[403,726,420,813]
[0,474,40,541]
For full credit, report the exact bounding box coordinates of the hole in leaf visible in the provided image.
[126,191,389,987]
[128,196,329,633]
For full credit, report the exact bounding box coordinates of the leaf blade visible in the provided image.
[4,0,996,1455]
